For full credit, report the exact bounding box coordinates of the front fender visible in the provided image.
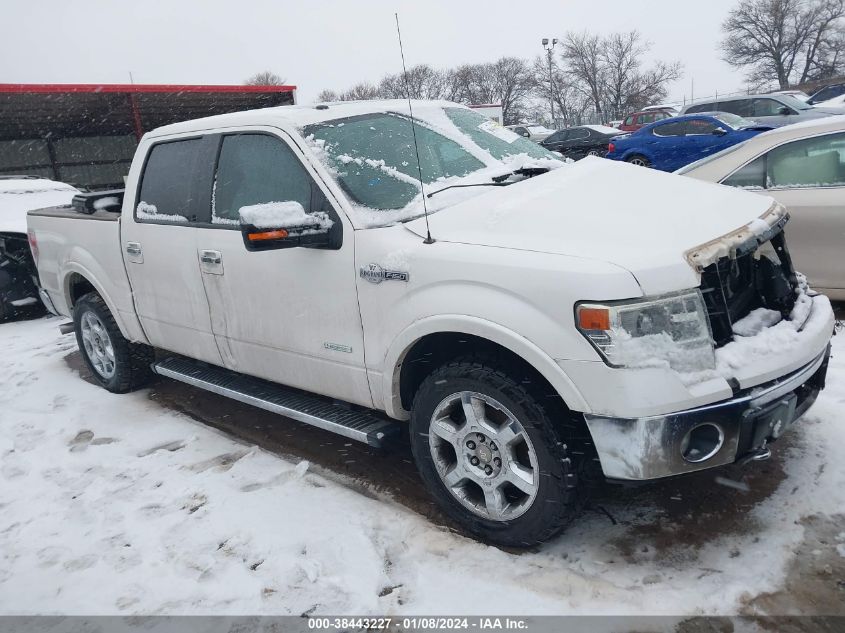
[380,314,591,420]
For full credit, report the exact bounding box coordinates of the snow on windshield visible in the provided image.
[302,105,565,227]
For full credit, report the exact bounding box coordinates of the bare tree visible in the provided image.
[531,56,591,126]
[721,0,845,89]
[561,32,606,114]
[316,89,340,102]
[601,32,682,116]
[339,82,380,101]
[557,30,681,121]
[244,70,286,85]
[378,64,447,99]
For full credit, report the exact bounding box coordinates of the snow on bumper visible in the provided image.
[570,294,835,480]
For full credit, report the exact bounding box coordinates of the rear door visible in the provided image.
[191,128,372,407]
[121,136,223,365]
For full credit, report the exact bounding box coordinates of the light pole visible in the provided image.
[542,38,558,127]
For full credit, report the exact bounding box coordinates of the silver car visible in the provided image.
[681,94,842,128]
[679,116,845,299]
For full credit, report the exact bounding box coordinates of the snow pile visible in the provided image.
[1,317,844,615]
[93,196,120,211]
[732,308,782,337]
[238,201,333,231]
[136,201,187,223]
[715,284,829,377]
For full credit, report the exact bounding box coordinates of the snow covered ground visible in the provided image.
[1,316,843,616]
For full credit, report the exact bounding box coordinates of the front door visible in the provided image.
[193,130,372,407]
[121,136,223,365]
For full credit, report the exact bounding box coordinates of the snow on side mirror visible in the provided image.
[239,201,338,251]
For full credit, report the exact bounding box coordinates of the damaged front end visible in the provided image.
[583,203,835,481]
[687,203,798,348]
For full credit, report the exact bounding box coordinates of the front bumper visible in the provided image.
[584,344,831,480]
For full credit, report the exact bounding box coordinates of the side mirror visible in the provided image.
[521,130,530,137]
[713,127,728,136]
[779,106,793,115]
[239,204,338,251]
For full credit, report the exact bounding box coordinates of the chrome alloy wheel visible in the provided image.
[428,391,539,521]
[80,311,116,379]
[628,156,649,167]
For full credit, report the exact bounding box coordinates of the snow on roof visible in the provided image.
[147,99,469,138]
[583,124,623,135]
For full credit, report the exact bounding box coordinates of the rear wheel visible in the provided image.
[73,292,155,393]
[410,359,585,547]
[627,154,651,167]
[587,149,603,157]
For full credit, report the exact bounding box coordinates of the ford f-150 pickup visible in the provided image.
[27,100,834,547]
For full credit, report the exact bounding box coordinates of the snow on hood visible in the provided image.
[405,157,777,295]
[1,179,77,234]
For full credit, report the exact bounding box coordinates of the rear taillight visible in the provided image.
[28,229,38,262]
[608,143,615,153]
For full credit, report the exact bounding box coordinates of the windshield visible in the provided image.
[303,107,561,217]
[712,112,756,129]
[778,94,813,111]
[444,108,559,161]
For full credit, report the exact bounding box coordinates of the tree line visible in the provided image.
[247,0,844,126]
[313,30,681,126]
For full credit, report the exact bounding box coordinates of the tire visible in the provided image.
[73,291,155,393]
[587,149,603,157]
[410,359,585,547]
[627,154,651,167]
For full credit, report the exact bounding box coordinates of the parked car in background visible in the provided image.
[608,119,623,128]
[0,176,78,320]
[770,89,810,102]
[619,109,674,132]
[679,115,845,299]
[806,83,845,106]
[642,103,682,116]
[506,124,556,142]
[606,113,771,171]
[812,93,845,109]
[681,94,839,128]
[540,125,622,160]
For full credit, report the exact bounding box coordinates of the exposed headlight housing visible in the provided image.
[576,290,715,375]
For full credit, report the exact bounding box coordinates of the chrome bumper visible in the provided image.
[584,345,831,481]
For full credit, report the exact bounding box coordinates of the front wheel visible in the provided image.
[410,360,584,547]
[73,292,155,393]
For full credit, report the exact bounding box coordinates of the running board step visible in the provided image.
[152,356,400,447]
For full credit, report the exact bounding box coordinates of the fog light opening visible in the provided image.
[681,423,725,463]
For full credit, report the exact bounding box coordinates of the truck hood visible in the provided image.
[405,157,776,295]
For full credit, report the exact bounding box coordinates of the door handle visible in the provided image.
[125,242,142,256]
[200,251,222,265]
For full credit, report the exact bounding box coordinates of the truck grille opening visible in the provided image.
[699,231,797,348]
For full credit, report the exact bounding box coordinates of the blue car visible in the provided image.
[606,113,772,172]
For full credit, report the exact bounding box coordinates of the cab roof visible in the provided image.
[146,100,469,139]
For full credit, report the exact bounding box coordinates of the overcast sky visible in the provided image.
[1,0,746,107]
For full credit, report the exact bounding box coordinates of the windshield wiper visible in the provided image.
[426,182,510,199]
[427,166,551,199]
[491,166,551,182]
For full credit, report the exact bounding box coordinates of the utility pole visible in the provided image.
[542,38,558,127]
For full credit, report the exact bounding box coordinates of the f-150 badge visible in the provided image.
[360,263,409,284]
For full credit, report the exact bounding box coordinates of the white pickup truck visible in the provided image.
[28,100,834,546]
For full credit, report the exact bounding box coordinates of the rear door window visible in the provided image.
[137,139,202,222]
[767,132,845,188]
[652,121,687,137]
